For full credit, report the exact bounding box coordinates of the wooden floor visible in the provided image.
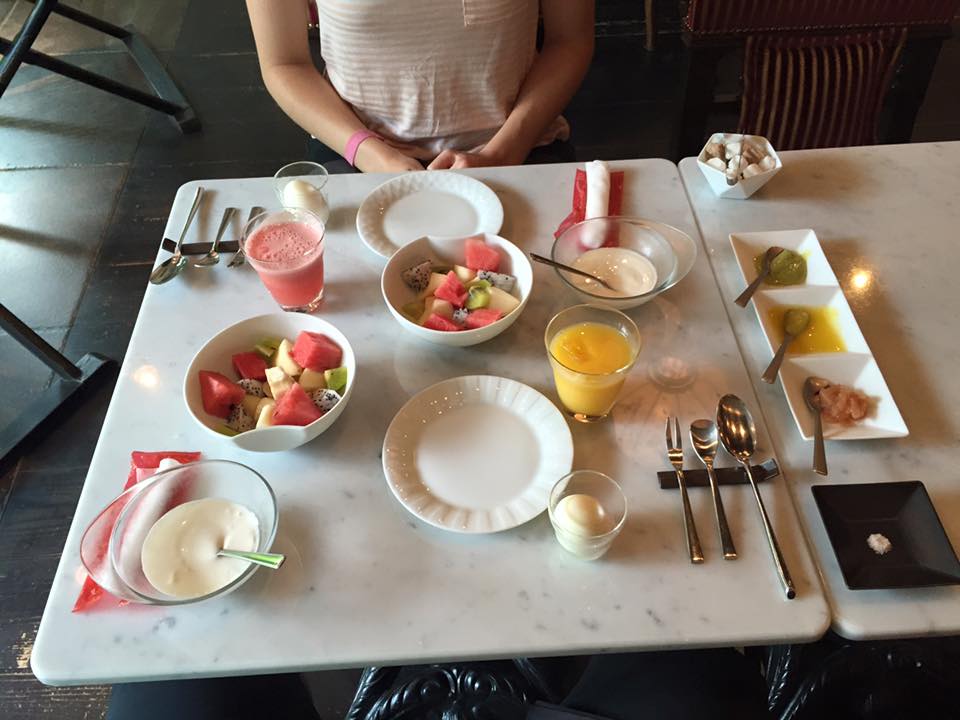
[0,0,958,717]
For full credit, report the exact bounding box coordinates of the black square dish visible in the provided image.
[812,481,960,590]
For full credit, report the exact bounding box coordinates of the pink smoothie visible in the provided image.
[246,221,325,308]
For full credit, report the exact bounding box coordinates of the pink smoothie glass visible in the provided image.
[243,208,325,312]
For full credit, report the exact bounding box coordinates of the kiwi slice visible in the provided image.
[465,286,490,310]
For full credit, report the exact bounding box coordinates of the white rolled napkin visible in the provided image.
[582,160,611,249]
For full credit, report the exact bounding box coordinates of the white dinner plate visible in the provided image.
[382,375,574,533]
[357,172,504,258]
[729,229,907,440]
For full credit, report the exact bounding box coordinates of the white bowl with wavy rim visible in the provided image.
[184,313,356,452]
[382,375,574,533]
[696,132,782,200]
[357,171,504,258]
[381,233,533,347]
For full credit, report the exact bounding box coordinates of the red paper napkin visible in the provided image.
[554,168,625,239]
[73,451,201,613]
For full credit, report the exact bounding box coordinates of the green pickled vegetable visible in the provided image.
[754,249,807,286]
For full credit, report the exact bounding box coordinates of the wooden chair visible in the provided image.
[738,28,907,150]
[677,0,959,157]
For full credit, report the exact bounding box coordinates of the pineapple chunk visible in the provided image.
[299,368,326,392]
[486,286,520,315]
[265,366,294,400]
[275,338,302,377]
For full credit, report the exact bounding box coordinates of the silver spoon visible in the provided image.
[762,308,810,384]
[690,419,737,560]
[150,185,204,284]
[735,246,784,307]
[228,206,265,267]
[717,395,795,599]
[530,252,617,291]
[803,377,830,476]
[217,548,285,570]
[194,206,237,268]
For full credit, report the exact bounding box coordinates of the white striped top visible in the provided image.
[316,0,568,159]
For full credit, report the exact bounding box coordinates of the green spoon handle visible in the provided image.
[218,549,285,570]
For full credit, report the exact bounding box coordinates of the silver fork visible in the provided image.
[666,416,705,564]
[228,206,266,267]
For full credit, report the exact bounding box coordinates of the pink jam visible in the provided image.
[246,221,325,309]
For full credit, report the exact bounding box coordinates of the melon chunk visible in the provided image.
[272,383,323,426]
[417,272,448,299]
[265,366,295,401]
[255,399,277,428]
[232,352,268,381]
[291,331,343,372]
[464,237,501,272]
[275,338,302,377]
[298,368,327,393]
[418,297,454,324]
[486,286,520,315]
[198,370,245,419]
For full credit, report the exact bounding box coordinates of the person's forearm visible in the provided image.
[483,37,593,165]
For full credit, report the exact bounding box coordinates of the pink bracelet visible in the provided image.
[344,129,381,167]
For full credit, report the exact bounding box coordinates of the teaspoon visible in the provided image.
[717,394,796,600]
[530,253,616,291]
[762,309,809,384]
[217,548,285,570]
[194,206,237,268]
[735,246,784,307]
[803,377,830,476]
[690,419,737,560]
[149,185,204,285]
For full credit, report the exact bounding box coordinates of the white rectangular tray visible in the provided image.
[729,229,907,441]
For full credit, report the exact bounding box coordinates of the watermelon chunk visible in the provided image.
[465,308,503,329]
[231,351,268,381]
[433,271,467,308]
[198,370,245,418]
[423,313,461,332]
[272,383,323,426]
[464,237,501,272]
[291,331,343,372]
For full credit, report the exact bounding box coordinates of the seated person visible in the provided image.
[246,0,594,172]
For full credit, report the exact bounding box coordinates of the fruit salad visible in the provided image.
[197,330,349,435]
[398,237,521,332]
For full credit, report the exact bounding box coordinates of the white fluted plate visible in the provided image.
[357,172,504,258]
[382,376,573,533]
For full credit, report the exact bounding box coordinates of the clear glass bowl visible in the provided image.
[80,460,278,605]
[552,217,688,309]
[548,470,627,560]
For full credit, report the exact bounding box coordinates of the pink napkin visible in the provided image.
[554,168,625,239]
[73,451,201,613]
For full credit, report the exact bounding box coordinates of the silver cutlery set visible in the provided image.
[149,186,264,285]
[665,394,796,600]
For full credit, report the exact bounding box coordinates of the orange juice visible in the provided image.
[548,322,635,418]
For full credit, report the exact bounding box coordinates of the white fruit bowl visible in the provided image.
[381,234,533,347]
[184,313,356,452]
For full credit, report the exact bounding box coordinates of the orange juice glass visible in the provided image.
[545,305,642,422]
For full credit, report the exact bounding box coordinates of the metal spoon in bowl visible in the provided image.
[735,246,784,307]
[194,206,238,268]
[717,394,795,599]
[530,253,616,291]
[803,377,831,476]
[217,548,285,570]
[762,309,810,384]
[690,419,737,560]
[150,185,204,284]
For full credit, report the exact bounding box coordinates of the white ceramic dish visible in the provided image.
[697,133,782,200]
[357,171,504,258]
[184,313,357,452]
[551,217,698,309]
[729,229,906,440]
[381,233,533,347]
[382,375,574,533]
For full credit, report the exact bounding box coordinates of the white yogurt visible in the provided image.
[571,247,658,298]
[140,498,260,599]
[551,493,617,560]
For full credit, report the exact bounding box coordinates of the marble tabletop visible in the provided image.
[32,160,828,686]
[679,141,960,640]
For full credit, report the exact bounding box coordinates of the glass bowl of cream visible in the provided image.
[84,460,279,605]
[552,217,697,309]
[548,470,627,560]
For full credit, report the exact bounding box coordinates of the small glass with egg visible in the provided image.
[274,161,330,223]
[548,470,627,560]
